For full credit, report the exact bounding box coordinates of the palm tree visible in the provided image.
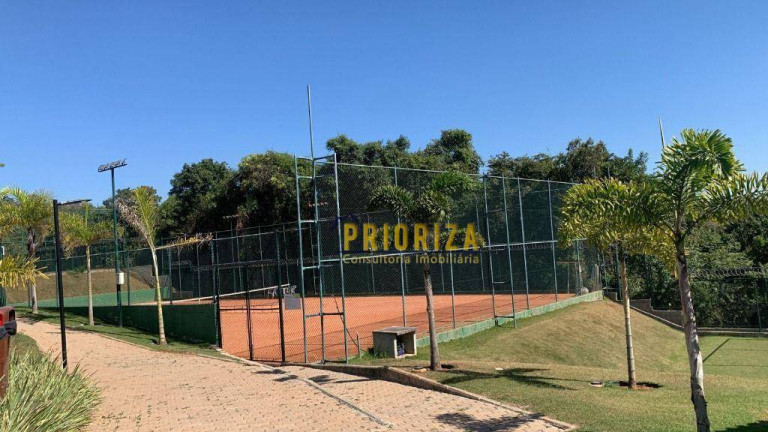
[0,188,52,313]
[369,171,477,370]
[117,186,206,345]
[0,255,46,290]
[630,129,768,431]
[60,203,117,325]
[560,178,672,388]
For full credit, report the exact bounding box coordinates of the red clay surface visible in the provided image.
[218,292,572,362]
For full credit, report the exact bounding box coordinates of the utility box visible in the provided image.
[373,326,417,359]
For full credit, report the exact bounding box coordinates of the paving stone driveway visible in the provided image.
[20,320,571,431]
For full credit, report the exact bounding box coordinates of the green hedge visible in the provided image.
[48,303,217,345]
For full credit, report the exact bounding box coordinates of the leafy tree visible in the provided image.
[227,151,308,227]
[0,188,52,313]
[327,134,413,167]
[487,138,647,182]
[726,215,768,265]
[161,159,231,236]
[102,187,138,209]
[421,129,483,174]
[487,152,556,179]
[117,186,205,344]
[369,171,477,370]
[60,203,117,325]
[630,129,768,431]
[560,178,671,388]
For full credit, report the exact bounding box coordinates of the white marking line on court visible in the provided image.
[214,348,393,429]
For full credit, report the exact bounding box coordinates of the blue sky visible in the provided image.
[2,1,768,203]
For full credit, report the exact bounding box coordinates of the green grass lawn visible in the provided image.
[15,307,226,359]
[355,300,768,432]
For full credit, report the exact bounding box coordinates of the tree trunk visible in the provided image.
[422,260,441,371]
[676,239,710,432]
[86,247,94,326]
[27,233,38,314]
[151,248,167,345]
[618,248,637,389]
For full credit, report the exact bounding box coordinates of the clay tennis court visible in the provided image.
[217,292,572,362]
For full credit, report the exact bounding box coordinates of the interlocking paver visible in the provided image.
[283,365,571,432]
[20,320,383,432]
[20,320,572,431]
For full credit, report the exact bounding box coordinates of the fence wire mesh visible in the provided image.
[3,160,607,363]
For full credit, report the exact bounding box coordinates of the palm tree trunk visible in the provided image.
[27,233,38,314]
[86,247,94,326]
[675,239,709,432]
[618,247,637,389]
[151,248,167,345]
[422,260,441,371]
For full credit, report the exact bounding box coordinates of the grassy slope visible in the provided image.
[6,267,153,304]
[356,300,768,432]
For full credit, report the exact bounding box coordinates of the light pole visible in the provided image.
[98,159,127,327]
[53,198,91,369]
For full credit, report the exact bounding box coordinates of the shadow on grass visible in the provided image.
[720,421,768,431]
[439,368,572,390]
[436,412,551,431]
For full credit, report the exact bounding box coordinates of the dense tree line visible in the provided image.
[487,138,648,182]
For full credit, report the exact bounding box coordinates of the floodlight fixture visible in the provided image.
[98,159,127,173]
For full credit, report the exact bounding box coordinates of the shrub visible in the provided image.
[0,348,100,432]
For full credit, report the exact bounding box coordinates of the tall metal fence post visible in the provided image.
[275,228,287,363]
[575,240,583,292]
[482,176,497,319]
[125,249,132,305]
[758,269,765,338]
[501,176,517,327]
[258,226,266,288]
[516,178,531,309]
[547,181,559,302]
[293,156,309,363]
[167,248,174,305]
[310,158,327,363]
[475,199,486,293]
[241,232,254,361]
[211,241,222,348]
[332,153,349,361]
[449,251,456,329]
[177,247,182,302]
[195,246,201,299]
[394,165,407,326]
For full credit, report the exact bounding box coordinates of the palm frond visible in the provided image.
[560,178,672,261]
[116,186,160,248]
[369,185,415,219]
[156,233,213,251]
[702,172,768,223]
[0,255,48,290]
[429,171,477,195]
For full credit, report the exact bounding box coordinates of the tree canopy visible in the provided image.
[488,138,648,182]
